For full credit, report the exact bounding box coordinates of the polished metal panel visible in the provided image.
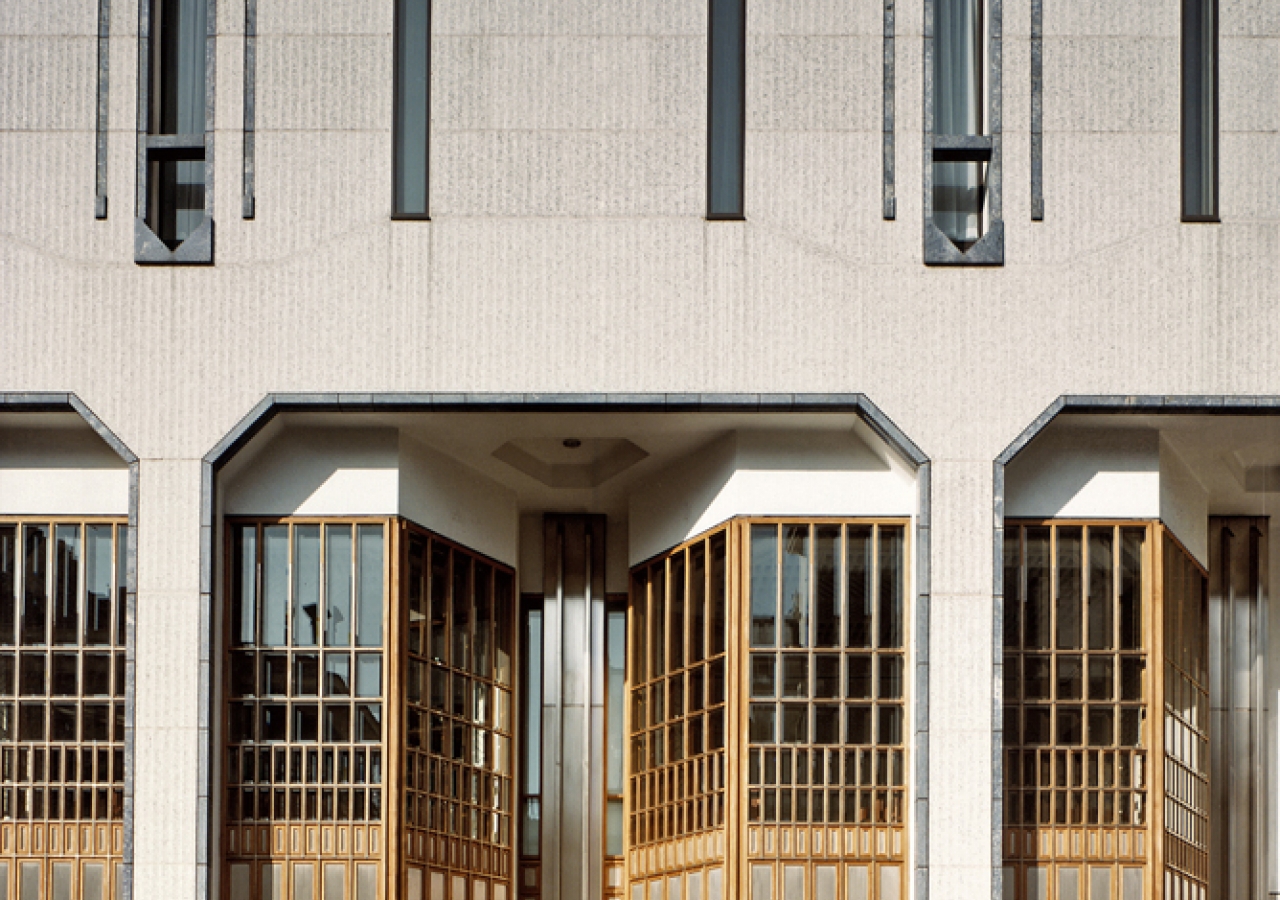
[1207,518,1267,900]
[542,515,608,900]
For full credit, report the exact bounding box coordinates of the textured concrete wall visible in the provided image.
[1,0,1278,896]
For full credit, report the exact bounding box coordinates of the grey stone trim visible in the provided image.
[242,0,256,219]
[922,0,1004,265]
[199,392,932,900]
[1030,0,1044,220]
[94,0,110,219]
[990,393,1280,900]
[134,0,217,263]
[0,394,137,900]
[883,0,896,220]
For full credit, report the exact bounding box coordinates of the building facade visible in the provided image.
[0,1,1277,899]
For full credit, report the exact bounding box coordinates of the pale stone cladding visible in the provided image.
[0,0,1277,898]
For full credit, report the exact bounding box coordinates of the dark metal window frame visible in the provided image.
[1180,0,1219,223]
[923,0,1004,265]
[392,0,432,221]
[706,0,747,221]
[134,0,217,264]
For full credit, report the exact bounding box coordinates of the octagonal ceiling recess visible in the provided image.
[492,438,649,488]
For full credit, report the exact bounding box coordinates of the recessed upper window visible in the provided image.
[925,0,1003,264]
[136,0,214,263]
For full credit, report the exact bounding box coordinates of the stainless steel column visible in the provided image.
[541,515,606,900]
[1208,517,1268,900]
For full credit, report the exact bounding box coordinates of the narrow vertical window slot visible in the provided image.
[706,0,746,219]
[394,0,432,218]
[1181,0,1217,221]
[925,0,1002,264]
[933,0,985,248]
[136,0,213,262]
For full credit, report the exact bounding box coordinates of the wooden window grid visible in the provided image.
[1001,521,1210,900]
[627,518,910,900]
[401,523,515,900]
[224,519,388,900]
[742,520,909,900]
[628,525,730,899]
[0,519,128,900]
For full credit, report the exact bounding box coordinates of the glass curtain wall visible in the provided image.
[0,520,128,900]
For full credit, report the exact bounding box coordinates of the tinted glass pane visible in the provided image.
[1003,529,1021,649]
[670,554,686,670]
[1182,0,1217,218]
[750,525,777,647]
[689,543,707,663]
[473,563,491,677]
[325,526,352,647]
[1119,529,1144,649]
[262,527,288,646]
[156,0,208,134]
[878,527,904,649]
[356,525,383,647]
[21,526,48,646]
[781,526,809,648]
[51,526,80,645]
[0,526,15,645]
[1087,528,1114,650]
[1056,528,1082,649]
[293,526,321,646]
[709,533,727,655]
[85,525,114,645]
[707,0,745,217]
[846,527,872,647]
[815,526,840,647]
[394,0,430,215]
[1025,528,1051,649]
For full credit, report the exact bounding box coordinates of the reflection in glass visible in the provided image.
[707,0,745,217]
[933,0,985,246]
[52,527,80,646]
[293,526,320,647]
[356,525,383,647]
[878,527,904,649]
[1087,528,1114,650]
[394,0,431,215]
[751,526,777,647]
[22,526,48,646]
[781,526,809,648]
[325,526,352,647]
[1056,528,1082,650]
[262,527,288,647]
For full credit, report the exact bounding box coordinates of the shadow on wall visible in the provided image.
[1005,427,1160,519]
[629,423,914,565]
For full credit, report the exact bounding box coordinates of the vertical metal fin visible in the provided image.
[94,0,111,218]
[882,0,896,219]
[541,515,607,900]
[1030,0,1044,220]
[242,0,256,218]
